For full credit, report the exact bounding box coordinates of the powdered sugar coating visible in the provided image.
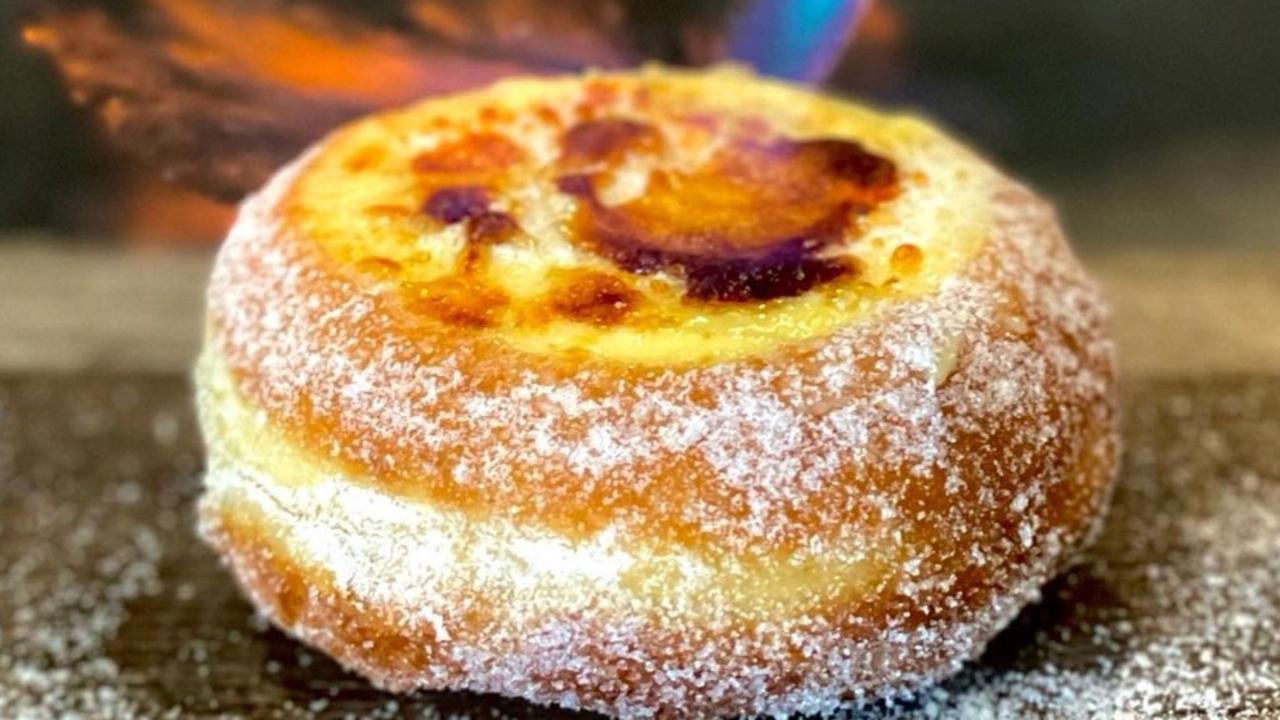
[200,458,1073,718]
[199,71,1117,718]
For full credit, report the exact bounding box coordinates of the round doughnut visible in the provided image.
[196,66,1117,719]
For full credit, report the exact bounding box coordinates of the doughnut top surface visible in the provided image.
[283,66,996,363]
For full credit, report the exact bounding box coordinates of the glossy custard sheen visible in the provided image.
[285,67,996,364]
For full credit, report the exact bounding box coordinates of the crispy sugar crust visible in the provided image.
[198,68,1117,718]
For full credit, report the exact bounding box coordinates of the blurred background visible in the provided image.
[4,0,1279,247]
[1,0,1279,372]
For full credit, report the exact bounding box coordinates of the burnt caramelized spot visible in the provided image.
[559,118,662,167]
[422,187,519,249]
[555,120,898,302]
[814,138,898,189]
[399,130,527,326]
[423,186,490,223]
[405,279,508,329]
[548,271,638,326]
[467,210,518,244]
[685,256,852,302]
[414,130,526,251]
[411,132,524,175]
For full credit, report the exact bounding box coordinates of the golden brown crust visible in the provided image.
[198,67,1118,718]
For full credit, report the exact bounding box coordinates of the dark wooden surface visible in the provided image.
[1,373,1278,718]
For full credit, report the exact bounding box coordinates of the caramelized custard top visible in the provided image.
[286,71,987,362]
[385,81,901,328]
[556,120,897,301]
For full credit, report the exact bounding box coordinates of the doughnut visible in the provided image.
[196,66,1117,719]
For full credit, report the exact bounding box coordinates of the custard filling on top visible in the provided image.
[286,70,994,362]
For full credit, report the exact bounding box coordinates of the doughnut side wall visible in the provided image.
[196,145,1117,717]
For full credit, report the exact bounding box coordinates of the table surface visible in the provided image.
[1,242,1279,718]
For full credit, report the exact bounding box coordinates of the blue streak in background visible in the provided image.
[726,0,864,82]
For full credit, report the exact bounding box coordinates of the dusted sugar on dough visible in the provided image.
[197,67,1118,719]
